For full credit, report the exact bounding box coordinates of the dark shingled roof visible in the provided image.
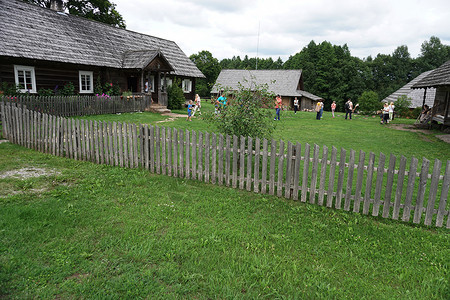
[383,70,436,108]
[412,60,450,88]
[0,0,204,78]
[211,69,323,101]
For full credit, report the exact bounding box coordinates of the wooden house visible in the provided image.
[412,60,450,126]
[211,69,323,110]
[383,70,436,108]
[0,0,205,106]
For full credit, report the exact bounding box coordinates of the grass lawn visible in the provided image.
[1,101,449,298]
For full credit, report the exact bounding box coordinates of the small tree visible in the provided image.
[357,90,380,114]
[167,78,185,110]
[204,81,276,140]
[394,95,412,118]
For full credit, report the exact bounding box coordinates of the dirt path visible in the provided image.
[389,124,450,143]
[155,112,188,124]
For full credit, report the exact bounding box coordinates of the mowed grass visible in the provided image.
[78,101,450,164]
[1,101,449,298]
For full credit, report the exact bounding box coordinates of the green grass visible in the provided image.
[0,142,449,299]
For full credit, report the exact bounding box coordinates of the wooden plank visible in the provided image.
[352,150,366,213]
[225,135,231,186]
[301,143,310,202]
[232,135,238,188]
[309,144,320,204]
[382,154,397,218]
[80,119,86,161]
[198,132,203,181]
[277,140,285,198]
[144,124,149,170]
[173,128,179,177]
[185,129,190,179]
[149,125,155,173]
[123,123,129,168]
[76,119,82,160]
[55,116,61,157]
[0,102,7,139]
[103,121,109,165]
[402,157,418,222]
[392,156,407,220]
[179,130,184,178]
[139,124,144,168]
[413,158,430,224]
[261,139,268,194]
[363,152,376,215]
[335,148,346,209]
[425,159,442,226]
[326,146,338,208]
[372,153,386,217]
[218,134,224,185]
[246,136,253,191]
[112,122,119,166]
[318,145,328,205]
[131,123,138,168]
[268,140,276,195]
[94,121,100,164]
[155,126,161,174]
[292,143,301,201]
[436,161,450,227]
[89,120,95,162]
[67,118,73,159]
[253,138,261,193]
[284,141,293,199]
[161,127,166,175]
[344,149,356,211]
[118,122,124,167]
[191,131,197,180]
[204,132,210,183]
[239,136,245,190]
[167,128,172,176]
[211,133,217,184]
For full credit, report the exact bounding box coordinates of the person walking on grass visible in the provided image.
[187,100,193,121]
[381,102,389,124]
[293,97,299,114]
[315,100,324,120]
[389,101,395,121]
[331,101,336,118]
[345,98,353,120]
[274,94,282,120]
[192,94,201,117]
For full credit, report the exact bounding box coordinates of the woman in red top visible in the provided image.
[274,95,282,120]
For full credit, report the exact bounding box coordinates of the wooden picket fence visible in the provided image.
[1,95,151,117]
[1,101,449,228]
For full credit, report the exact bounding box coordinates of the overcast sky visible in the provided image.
[113,0,450,62]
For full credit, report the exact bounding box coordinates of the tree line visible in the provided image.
[190,36,450,111]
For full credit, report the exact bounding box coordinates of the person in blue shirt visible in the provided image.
[187,100,193,121]
[217,93,227,112]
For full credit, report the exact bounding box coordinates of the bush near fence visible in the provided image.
[1,101,449,228]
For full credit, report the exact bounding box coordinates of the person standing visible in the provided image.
[293,97,299,114]
[217,93,227,112]
[345,98,353,120]
[315,100,324,120]
[186,100,193,121]
[381,102,390,124]
[389,102,395,121]
[331,101,336,118]
[192,94,201,116]
[274,95,282,120]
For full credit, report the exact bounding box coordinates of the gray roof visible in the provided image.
[383,70,436,108]
[212,69,323,101]
[0,0,204,78]
[412,60,450,88]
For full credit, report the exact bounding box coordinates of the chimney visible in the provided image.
[50,0,64,12]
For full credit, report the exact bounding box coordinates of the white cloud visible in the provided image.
[113,0,450,61]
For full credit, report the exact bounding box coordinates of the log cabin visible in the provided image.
[211,69,323,110]
[0,0,205,107]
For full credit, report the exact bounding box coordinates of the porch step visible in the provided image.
[148,104,171,114]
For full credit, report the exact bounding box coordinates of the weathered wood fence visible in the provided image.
[1,95,151,117]
[1,102,449,228]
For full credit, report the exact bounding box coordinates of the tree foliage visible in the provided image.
[204,81,276,140]
[22,0,125,28]
[189,51,221,97]
[167,78,185,110]
[357,91,380,115]
[394,95,412,118]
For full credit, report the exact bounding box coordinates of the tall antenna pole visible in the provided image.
[256,21,260,70]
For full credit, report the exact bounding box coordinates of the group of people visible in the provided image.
[186,94,202,121]
[381,102,395,124]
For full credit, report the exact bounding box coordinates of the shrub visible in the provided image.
[357,91,380,114]
[0,82,22,96]
[394,95,412,118]
[203,81,276,140]
[38,88,54,96]
[411,106,422,119]
[167,78,185,110]
[60,82,75,96]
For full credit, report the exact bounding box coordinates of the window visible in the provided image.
[14,65,36,93]
[150,76,155,92]
[160,77,173,89]
[182,79,192,93]
[79,71,93,93]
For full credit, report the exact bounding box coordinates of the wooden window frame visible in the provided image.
[79,71,94,94]
[182,79,192,93]
[14,65,36,93]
